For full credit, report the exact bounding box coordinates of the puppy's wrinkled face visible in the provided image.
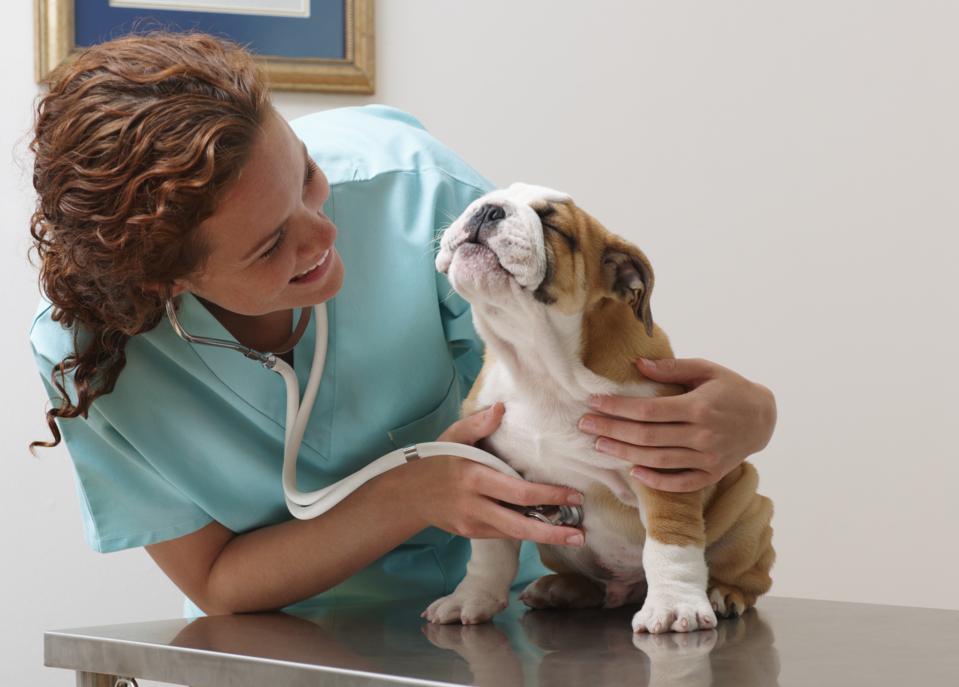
[436,182,655,335]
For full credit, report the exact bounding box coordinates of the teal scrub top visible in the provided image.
[29,104,550,618]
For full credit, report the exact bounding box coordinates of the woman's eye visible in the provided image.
[262,228,286,259]
[260,158,317,261]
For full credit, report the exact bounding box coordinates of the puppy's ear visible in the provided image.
[602,242,655,336]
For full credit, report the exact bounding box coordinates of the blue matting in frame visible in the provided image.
[75,1,345,59]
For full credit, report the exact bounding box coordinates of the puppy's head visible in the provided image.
[435,182,655,336]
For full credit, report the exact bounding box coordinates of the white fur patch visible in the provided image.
[632,538,716,634]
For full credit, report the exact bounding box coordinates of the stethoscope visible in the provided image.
[164,297,583,528]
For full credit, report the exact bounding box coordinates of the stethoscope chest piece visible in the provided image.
[519,504,584,528]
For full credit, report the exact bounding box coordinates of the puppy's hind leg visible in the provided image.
[519,543,605,609]
[706,513,775,618]
[704,463,776,618]
[707,532,773,618]
[520,572,606,609]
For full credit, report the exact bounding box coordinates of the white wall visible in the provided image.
[4,1,957,684]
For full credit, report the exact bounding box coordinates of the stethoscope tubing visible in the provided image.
[164,298,583,528]
[273,304,539,516]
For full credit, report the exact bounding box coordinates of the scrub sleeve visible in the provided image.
[29,104,551,618]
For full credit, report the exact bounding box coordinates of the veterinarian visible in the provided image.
[27,32,777,619]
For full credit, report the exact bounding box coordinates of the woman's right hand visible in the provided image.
[405,402,586,548]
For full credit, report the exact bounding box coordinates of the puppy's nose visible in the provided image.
[478,204,506,226]
[465,204,506,244]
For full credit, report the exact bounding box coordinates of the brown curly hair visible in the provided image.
[28,29,271,454]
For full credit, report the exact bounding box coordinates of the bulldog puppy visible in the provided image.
[427,183,775,633]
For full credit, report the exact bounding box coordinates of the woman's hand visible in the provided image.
[578,357,777,493]
[408,402,587,548]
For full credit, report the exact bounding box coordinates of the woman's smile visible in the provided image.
[290,246,334,284]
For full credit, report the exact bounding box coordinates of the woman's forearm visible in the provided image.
[204,461,426,614]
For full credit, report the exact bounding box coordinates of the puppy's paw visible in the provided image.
[707,583,750,618]
[519,573,605,609]
[631,588,717,634]
[421,588,508,625]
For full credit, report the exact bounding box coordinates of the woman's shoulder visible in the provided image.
[291,104,428,134]
[29,295,163,368]
[289,104,429,149]
[289,104,492,191]
[29,294,210,406]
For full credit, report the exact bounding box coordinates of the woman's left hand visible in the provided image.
[578,357,777,493]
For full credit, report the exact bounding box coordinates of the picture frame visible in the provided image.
[34,0,374,93]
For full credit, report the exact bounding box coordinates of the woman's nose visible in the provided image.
[295,207,335,254]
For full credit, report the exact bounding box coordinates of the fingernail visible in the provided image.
[588,395,603,409]
[567,492,583,505]
[566,533,584,546]
[578,417,596,432]
[640,357,656,368]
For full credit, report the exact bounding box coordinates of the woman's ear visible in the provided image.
[601,242,655,337]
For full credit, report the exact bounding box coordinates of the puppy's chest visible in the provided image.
[475,388,648,581]
[475,365,646,502]
[479,394,628,497]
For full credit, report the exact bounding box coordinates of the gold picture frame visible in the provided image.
[34,0,375,94]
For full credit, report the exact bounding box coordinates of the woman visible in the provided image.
[28,31,777,619]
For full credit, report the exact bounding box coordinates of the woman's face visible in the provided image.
[173,107,344,315]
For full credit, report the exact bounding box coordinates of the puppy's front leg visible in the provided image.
[632,485,717,634]
[422,538,521,624]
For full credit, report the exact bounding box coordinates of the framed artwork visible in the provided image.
[34,0,374,93]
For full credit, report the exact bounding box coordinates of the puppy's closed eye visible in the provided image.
[536,206,577,250]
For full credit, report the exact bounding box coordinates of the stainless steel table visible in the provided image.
[44,590,959,686]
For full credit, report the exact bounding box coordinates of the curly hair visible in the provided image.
[28,29,271,453]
